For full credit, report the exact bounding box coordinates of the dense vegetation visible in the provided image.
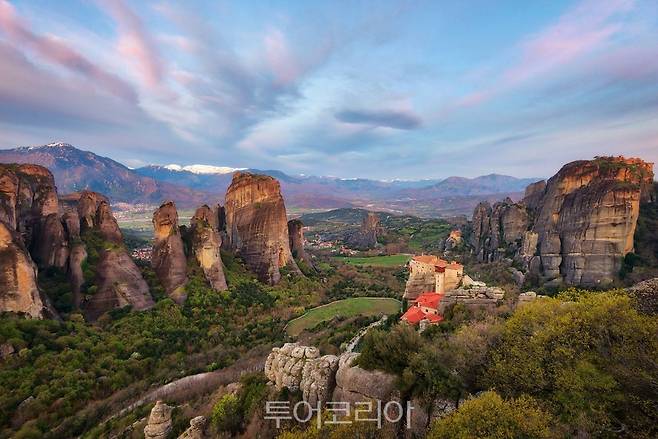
[353,290,658,438]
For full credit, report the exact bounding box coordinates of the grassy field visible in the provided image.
[335,254,411,267]
[286,297,401,336]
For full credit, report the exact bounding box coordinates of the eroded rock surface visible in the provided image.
[471,157,655,286]
[332,352,398,404]
[264,342,320,391]
[144,401,173,439]
[224,172,299,284]
[287,219,313,268]
[178,416,207,439]
[346,211,380,250]
[627,278,658,315]
[191,205,227,291]
[0,221,48,318]
[301,355,340,406]
[152,201,188,303]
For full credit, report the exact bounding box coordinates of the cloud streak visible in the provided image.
[335,108,421,130]
[0,0,136,102]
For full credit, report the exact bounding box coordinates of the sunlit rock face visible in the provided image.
[0,164,60,318]
[0,221,48,318]
[191,205,227,291]
[471,156,655,286]
[224,172,299,284]
[152,201,188,303]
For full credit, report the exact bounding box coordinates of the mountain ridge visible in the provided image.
[0,142,541,215]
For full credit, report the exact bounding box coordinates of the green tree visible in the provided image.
[211,393,241,433]
[355,324,423,375]
[427,391,554,439]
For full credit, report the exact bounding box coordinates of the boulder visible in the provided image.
[152,201,188,303]
[332,353,398,404]
[178,416,207,439]
[190,205,227,291]
[144,401,173,439]
[264,343,319,391]
[224,172,300,284]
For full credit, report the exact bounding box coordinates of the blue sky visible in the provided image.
[0,0,657,179]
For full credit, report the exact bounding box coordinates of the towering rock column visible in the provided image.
[288,219,313,268]
[191,205,228,291]
[152,201,188,303]
[224,172,300,284]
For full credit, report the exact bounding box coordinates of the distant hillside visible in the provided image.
[407,174,541,197]
[0,143,213,207]
[0,142,542,215]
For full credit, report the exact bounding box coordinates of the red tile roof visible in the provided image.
[415,292,443,309]
[401,307,426,325]
[426,313,443,323]
[413,255,444,265]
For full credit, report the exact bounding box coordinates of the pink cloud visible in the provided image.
[264,29,301,86]
[99,0,164,87]
[456,0,635,109]
[0,0,136,102]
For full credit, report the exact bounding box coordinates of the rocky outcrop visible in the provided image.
[65,191,153,319]
[178,416,207,439]
[438,285,504,313]
[190,205,227,291]
[144,401,173,439]
[287,219,313,268]
[264,343,320,391]
[33,213,69,268]
[0,221,50,318]
[152,201,188,303]
[332,352,398,404]
[301,355,340,406]
[346,211,380,250]
[471,198,529,263]
[224,172,299,284]
[471,157,655,286]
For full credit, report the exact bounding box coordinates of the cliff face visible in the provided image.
[70,191,153,319]
[471,198,529,262]
[190,205,227,291]
[287,219,313,268]
[0,164,59,318]
[0,221,49,318]
[224,172,299,284]
[152,201,188,303]
[471,157,655,286]
[345,211,380,250]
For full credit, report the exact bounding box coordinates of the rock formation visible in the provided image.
[190,205,227,291]
[152,201,188,303]
[471,157,655,286]
[264,343,321,391]
[0,164,61,318]
[332,352,398,405]
[224,172,300,284]
[301,355,340,406]
[0,163,153,319]
[178,416,207,439]
[144,401,173,439]
[470,198,528,263]
[346,211,380,250]
[0,221,49,318]
[287,219,313,268]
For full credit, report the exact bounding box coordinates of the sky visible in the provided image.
[0,0,657,180]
